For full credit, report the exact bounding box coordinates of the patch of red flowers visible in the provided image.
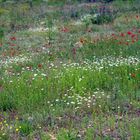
[111,33,118,40]
[136,15,139,19]
[131,73,136,78]
[127,31,132,35]
[38,64,42,69]
[10,36,16,41]
[120,33,125,37]
[115,28,140,46]
[131,34,136,38]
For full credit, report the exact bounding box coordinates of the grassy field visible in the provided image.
[0,0,140,139]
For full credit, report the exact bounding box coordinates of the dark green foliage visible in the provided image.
[91,13,115,24]
[102,0,114,2]
[19,121,33,136]
[0,27,4,39]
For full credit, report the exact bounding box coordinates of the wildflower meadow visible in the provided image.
[0,0,140,139]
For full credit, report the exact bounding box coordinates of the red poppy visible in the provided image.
[127,31,132,35]
[131,34,136,38]
[38,64,42,69]
[120,33,125,37]
[136,15,139,19]
[10,37,16,41]
[131,73,136,78]
[138,29,140,33]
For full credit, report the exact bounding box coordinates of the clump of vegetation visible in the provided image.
[91,12,116,24]
[0,26,4,44]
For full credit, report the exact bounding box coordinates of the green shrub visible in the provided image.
[47,0,66,5]
[57,129,77,140]
[19,121,33,136]
[0,27,4,40]
[0,92,17,111]
[91,13,115,24]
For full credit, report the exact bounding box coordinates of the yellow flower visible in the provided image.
[16,128,19,132]
[16,117,18,120]
[1,127,3,130]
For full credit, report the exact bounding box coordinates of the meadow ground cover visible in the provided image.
[0,0,140,139]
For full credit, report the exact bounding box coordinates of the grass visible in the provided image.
[0,0,140,139]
